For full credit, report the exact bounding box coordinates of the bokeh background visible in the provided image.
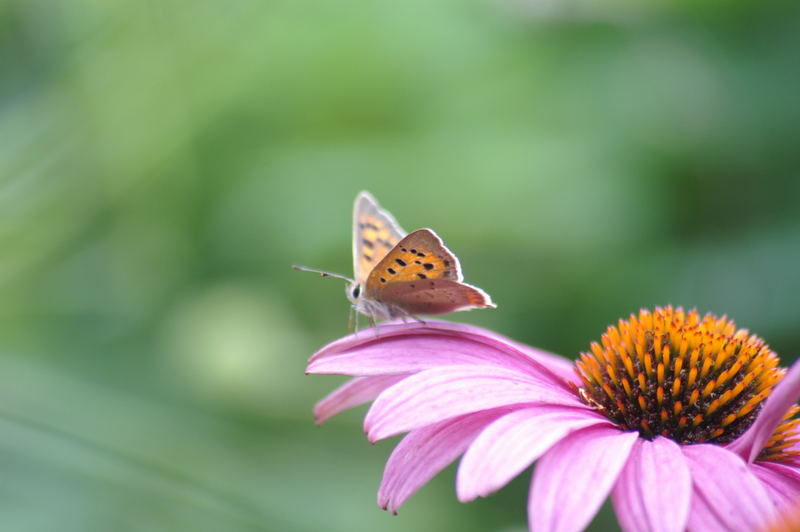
[2,0,799,530]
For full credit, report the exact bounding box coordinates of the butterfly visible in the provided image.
[294,191,495,327]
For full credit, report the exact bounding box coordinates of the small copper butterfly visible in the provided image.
[294,192,495,325]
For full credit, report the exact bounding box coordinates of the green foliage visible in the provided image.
[1,0,798,530]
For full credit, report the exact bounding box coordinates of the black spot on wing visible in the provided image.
[362,239,375,249]
[417,273,427,279]
[395,258,407,266]
[423,263,434,271]
[387,267,397,275]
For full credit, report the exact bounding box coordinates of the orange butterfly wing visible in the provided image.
[353,192,406,285]
[365,229,461,290]
[363,228,495,315]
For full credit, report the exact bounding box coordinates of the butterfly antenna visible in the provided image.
[291,265,354,283]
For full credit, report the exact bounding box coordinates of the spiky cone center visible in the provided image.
[759,404,800,463]
[574,306,789,447]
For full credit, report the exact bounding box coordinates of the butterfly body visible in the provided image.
[299,191,495,323]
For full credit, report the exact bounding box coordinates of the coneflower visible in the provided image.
[308,307,800,532]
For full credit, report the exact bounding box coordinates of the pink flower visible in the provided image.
[307,308,800,532]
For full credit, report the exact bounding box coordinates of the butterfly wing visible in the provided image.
[353,192,406,285]
[364,228,495,314]
[365,228,463,288]
[373,278,495,315]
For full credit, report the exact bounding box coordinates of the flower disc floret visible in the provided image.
[575,306,784,444]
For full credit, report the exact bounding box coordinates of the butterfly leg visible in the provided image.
[409,313,426,325]
[366,313,382,338]
[407,313,426,326]
[399,314,424,325]
[350,306,362,334]
[395,307,426,326]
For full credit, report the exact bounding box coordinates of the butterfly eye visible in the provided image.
[351,285,361,299]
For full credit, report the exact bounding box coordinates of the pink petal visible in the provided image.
[682,444,776,532]
[365,365,584,442]
[308,321,576,387]
[728,359,800,463]
[751,462,800,511]
[377,408,508,514]
[611,437,691,532]
[505,337,578,384]
[314,375,406,424]
[529,426,638,532]
[457,406,609,502]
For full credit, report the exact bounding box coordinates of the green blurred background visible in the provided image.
[2,0,799,530]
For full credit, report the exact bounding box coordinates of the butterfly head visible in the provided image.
[346,282,362,305]
[346,281,398,320]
